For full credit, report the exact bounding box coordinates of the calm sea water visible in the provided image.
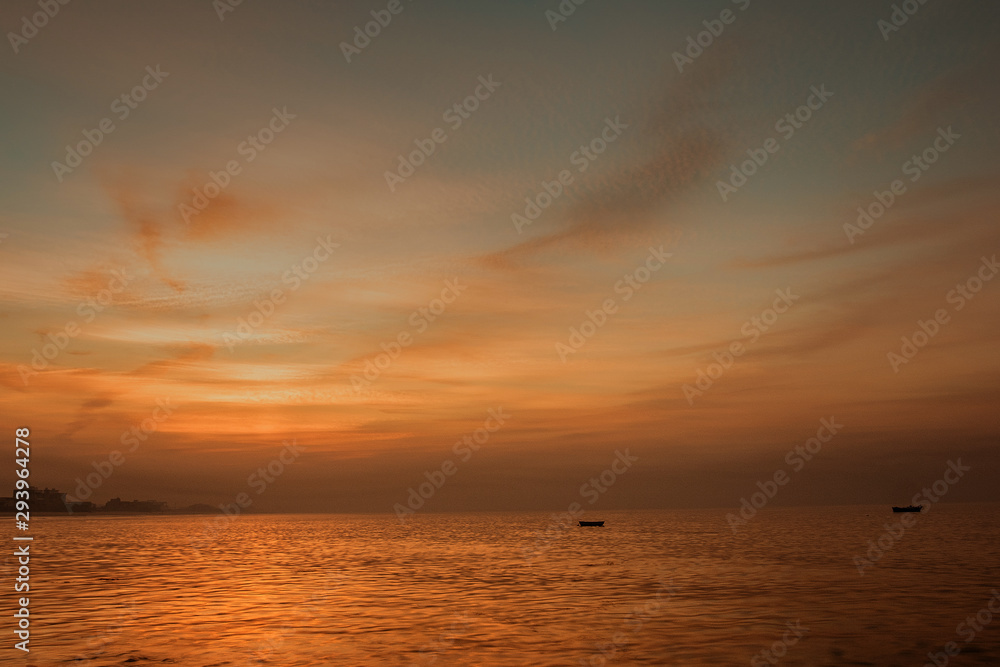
[5,505,1000,666]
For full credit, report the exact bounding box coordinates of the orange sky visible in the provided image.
[1,0,998,511]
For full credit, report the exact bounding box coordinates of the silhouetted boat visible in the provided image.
[579,520,605,527]
[892,505,923,513]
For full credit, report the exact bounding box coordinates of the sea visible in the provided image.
[6,504,1000,666]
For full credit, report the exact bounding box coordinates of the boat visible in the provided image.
[579,520,605,527]
[891,505,923,513]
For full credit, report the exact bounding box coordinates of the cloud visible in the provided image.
[173,174,279,241]
[101,172,284,293]
[730,177,998,269]
[103,178,184,292]
[81,396,114,409]
[848,43,999,160]
[129,342,215,377]
[480,37,752,269]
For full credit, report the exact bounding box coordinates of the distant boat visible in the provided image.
[892,505,923,513]
[579,520,605,527]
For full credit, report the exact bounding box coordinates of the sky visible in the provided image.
[1,0,998,513]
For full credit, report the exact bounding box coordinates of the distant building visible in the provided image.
[66,499,97,513]
[0,486,79,513]
[104,497,168,513]
[0,487,167,514]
